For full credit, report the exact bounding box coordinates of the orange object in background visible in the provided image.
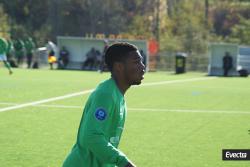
[48,56,57,63]
[48,50,57,63]
[148,39,159,56]
[148,39,159,71]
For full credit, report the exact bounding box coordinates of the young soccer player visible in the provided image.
[62,42,145,167]
[0,37,13,75]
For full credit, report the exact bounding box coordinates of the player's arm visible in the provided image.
[81,91,132,167]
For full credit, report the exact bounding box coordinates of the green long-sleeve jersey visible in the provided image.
[63,78,130,167]
[0,37,7,54]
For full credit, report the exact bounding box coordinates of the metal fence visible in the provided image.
[154,51,209,72]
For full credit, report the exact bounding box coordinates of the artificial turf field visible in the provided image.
[0,68,250,167]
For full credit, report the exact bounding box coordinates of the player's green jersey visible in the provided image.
[6,40,13,54]
[0,37,7,54]
[13,39,24,57]
[24,38,35,54]
[63,78,130,167]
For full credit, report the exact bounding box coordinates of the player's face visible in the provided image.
[123,50,145,85]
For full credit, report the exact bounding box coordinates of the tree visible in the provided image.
[1,0,49,41]
[2,0,250,51]
[0,4,10,38]
[228,16,250,45]
[205,0,209,25]
[160,0,209,53]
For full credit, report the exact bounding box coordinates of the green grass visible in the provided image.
[0,68,250,167]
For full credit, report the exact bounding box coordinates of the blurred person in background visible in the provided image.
[0,37,13,74]
[46,39,58,70]
[58,46,69,69]
[24,37,36,68]
[82,47,97,70]
[98,39,109,72]
[13,38,25,66]
[48,50,57,70]
[6,38,18,68]
[223,52,233,76]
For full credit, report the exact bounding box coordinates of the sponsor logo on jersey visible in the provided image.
[95,108,107,121]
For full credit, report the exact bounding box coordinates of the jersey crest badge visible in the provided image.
[95,108,107,121]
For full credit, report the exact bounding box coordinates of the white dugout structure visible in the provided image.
[56,36,149,70]
[238,46,250,73]
[208,43,250,76]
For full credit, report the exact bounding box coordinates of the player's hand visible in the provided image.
[125,162,136,167]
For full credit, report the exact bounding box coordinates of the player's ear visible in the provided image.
[113,62,124,73]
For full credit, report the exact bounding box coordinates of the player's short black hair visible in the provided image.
[105,42,138,71]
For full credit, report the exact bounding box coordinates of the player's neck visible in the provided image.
[111,75,130,95]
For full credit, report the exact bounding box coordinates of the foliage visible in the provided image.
[160,0,209,54]
[228,16,250,45]
[0,4,10,38]
[0,0,250,51]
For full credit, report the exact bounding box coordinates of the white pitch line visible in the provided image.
[140,77,217,87]
[0,89,93,113]
[1,102,249,114]
[33,106,250,114]
[0,77,216,113]
[0,102,250,114]
[37,104,82,109]
[37,105,250,114]
[0,102,82,109]
[128,108,250,114]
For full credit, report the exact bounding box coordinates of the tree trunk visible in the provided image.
[205,0,209,26]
